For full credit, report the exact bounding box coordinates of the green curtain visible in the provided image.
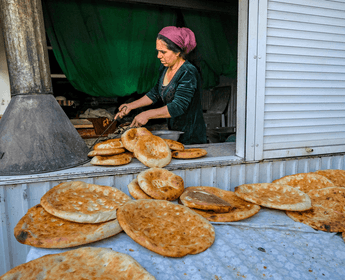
[43,0,176,97]
[183,11,237,88]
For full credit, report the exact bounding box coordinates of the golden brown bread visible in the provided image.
[134,135,171,168]
[127,178,153,200]
[182,187,260,222]
[235,183,312,211]
[117,199,215,257]
[180,187,233,212]
[172,148,207,159]
[137,168,184,200]
[0,247,156,280]
[163,139,184,151]
[121,127,152,152]
[41,181,131,223]
[88,147,125,157]
[272,172,335,193]
[90,152,132,166]
[286,187,345,232]
[14,204,122,248]
[94,138,123,150]
[314,169,345,188]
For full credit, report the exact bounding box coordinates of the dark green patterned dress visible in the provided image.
[146,61,207,145]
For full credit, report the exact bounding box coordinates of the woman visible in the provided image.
[115,26,207,145]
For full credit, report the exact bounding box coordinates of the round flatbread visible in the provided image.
[137,168,184,200]
[134,135,171,168]
[235,183,312,211]
[286,187,345,232]
[90,152,132,166]
[94,138,123,150]
[181,187,260,222]
[117,199,215,257]
[272,172,335,193]
[172,148,207,159]
[14,204,122,248]
[121,127,152,152]
[314,169,345,188]
[88,147,125,157]
[41,181,132,223]
[127,178,153,200]
[180,187,233,212]
[0,247,155,280]
[164,139,184,151]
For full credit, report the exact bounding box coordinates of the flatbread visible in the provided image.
[137,168,184,200]
[90,152,132,166]
[235,183,312,211]
[0,247,155,280]
[314,169,345,188]
[41,181,132,223]
[181,187,260,222]
[121,127,152,152]
[134,135,172,168]
[286,187,345,232]
[172,148,207,159]
[88,147,125,157]
[117,199,215,257]
[127,178,153,200]
[180,187,233,212]
[272,172,335,193]
[94,138,123,150]
[164,139,184,151]
[14,204,122,248]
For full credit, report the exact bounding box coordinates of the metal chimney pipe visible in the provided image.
[0,0,90,175]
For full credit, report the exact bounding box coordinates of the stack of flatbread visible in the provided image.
[0,247,155,280]
[14,181,131,248]
[128,167,184,201]
[179,186,261,222]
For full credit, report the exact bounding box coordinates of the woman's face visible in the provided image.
[156,39,180,68]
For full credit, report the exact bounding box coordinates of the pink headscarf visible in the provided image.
[158,26,197,54]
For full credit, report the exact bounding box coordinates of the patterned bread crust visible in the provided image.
[180,187,233,212]
[134,135,172,168]
[14,205,122,248]
[88,147,125,157]
[121,127,152,152]
[90,152,132,166]
[163,139,185,151]
[137,168,184,200]
[286,187,345,232]
[235,183,312,211]
[117,199,215,257]
[0,247,156,280]
[127,178,153,200]
[41,181,131,223]
[94,138,123,150]
[183,187,260,222]
[314,169,345,188]
[272,172,335,193]
[172,148,207,159]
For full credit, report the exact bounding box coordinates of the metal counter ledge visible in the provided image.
[26,208,345,280]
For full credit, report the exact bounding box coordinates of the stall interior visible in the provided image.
[45,0,238,145]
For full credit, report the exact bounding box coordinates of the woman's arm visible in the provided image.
[115,95,153,119]
[130,105,171,127]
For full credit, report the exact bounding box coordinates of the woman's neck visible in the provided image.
[168,58,185,72]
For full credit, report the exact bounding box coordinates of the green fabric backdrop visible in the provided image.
[183,10,238,88]
[43,0,176,97]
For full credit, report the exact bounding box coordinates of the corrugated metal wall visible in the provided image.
[262,0,345,158]
[0,153,344,275]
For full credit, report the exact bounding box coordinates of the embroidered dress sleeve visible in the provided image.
[166,69,198,118]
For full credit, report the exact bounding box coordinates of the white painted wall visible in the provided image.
[0,23,11,115]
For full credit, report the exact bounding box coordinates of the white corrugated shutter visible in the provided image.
[247,0,345,160]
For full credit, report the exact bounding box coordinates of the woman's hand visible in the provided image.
[130,112,150,127]
[114,104,132,120]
